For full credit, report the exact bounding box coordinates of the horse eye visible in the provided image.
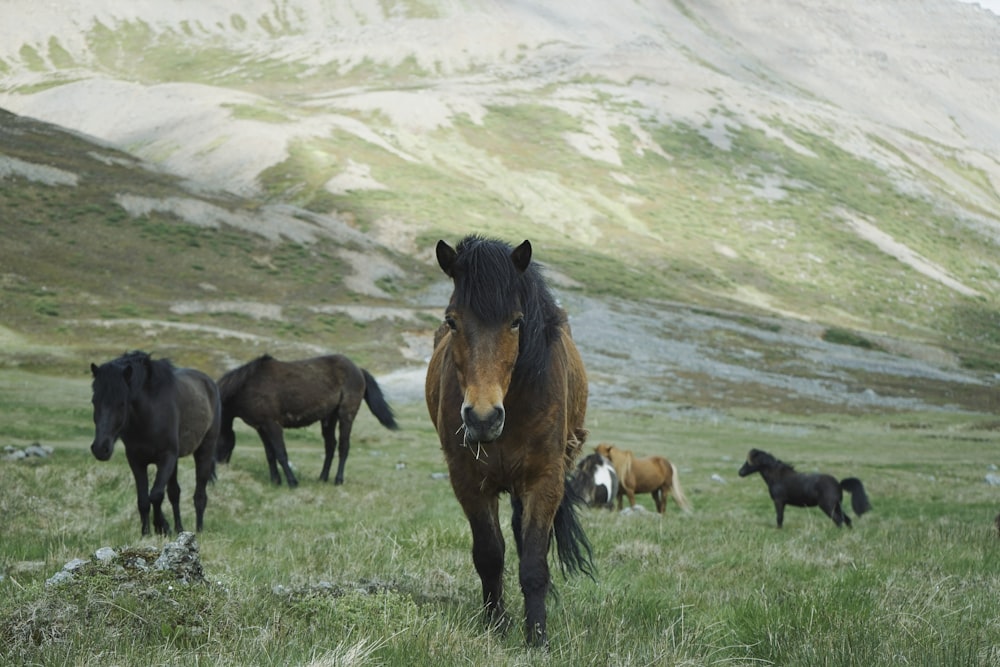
[445,316,457,331]
[512,316,524,330]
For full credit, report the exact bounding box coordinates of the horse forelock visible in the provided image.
[92,359,130,404]
[93,351,175,402]
[449,236,563,376]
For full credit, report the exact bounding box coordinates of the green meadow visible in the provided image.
[2,6,1000,665]
[2,379,998,666]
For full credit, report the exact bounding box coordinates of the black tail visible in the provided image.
[361,369,398,430]
[840,477,871,516]
[552,477,595,580]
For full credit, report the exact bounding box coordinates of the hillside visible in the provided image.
[1,0,999,414]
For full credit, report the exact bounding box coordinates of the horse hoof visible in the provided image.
[526,624,548,649]
[485,611,512,635]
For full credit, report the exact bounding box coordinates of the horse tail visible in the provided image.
[670,462,692,513]
[553,477,595,580]
[361,369,399,430]
[840,477,871,516]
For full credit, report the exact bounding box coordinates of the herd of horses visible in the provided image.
[88,234,872,647]
[89,351,398,536]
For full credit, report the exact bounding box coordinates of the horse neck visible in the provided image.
[759,463,794,485]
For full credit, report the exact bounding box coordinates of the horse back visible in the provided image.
[174,369,221,458]
[231,355,364,426]
[776,472,839,507]
[631,455,672,492]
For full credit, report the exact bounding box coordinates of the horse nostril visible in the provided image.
[91,441,110,461]
[461,404,505,442]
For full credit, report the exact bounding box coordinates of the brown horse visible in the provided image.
[216,354,397,487]
[594,443,691,514]
[425,235,593,647]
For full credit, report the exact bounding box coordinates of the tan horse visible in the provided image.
[425,235,592,648]
[594,443,691,514]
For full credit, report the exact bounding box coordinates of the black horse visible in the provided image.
[90,351,220,536]
[215,354,398,487]
[738,448,871,528]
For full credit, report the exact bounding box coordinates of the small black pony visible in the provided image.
[216,354,397,487]
[738,448,871,528]
[90,351,221,536]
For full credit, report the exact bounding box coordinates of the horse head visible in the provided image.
[739,448,777,476]
[436,237,533,444]
[89,359,136,461]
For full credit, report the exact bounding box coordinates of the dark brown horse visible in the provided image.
[216,354,397,487]
[90,351,220,536]
[425,235,593,647]
[594,443,691,514]
[738,448,871,528]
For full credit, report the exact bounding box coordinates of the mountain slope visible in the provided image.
[1,0,998,411]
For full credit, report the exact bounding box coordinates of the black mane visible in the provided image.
[448,235,565,377]
[749,448,795,472]
[93,350,175,401]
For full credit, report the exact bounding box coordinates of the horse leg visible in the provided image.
[260,437,280,484]
[128,458,152,536]
[330,411,356,485]
[148,455,179,536]
[655,486,667,514]
[465,496,509,632]
[624,485,637,509]
[192,441,215,531]
[166,465,184,534]
[823,500,849,528]
[773,499,786,528]
[257,422,297,487]
[518,488,560,647]
[327,410,357,484]
[318,411,338,482]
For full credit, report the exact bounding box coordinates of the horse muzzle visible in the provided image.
[461,404,505,444]
[91,439,114,461]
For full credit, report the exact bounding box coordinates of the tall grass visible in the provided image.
[2,393,999,665]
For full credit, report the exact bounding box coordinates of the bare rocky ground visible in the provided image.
[378,287,996,416]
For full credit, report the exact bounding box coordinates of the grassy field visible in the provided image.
[2,374,999,666]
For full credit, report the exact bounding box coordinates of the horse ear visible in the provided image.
[122,364,133,386]
[436,240,457,277]
[510,240,532,273]
[90,363,99,376]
